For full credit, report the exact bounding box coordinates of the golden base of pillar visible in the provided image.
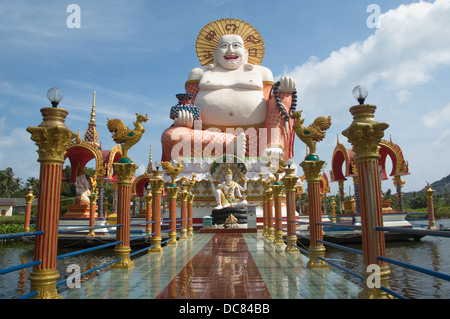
[285,236,300,253]
[273,230,285,245]
[428,221,437,230]
[167,232,178,246]
[360,266,395,299]
[179,229,188,240]
[29,269,62,299]
[87,229,96,238]
[265,227,275,240]
[187,227,194,237]
[307,246,329,269]
[262,226,268,237]
[149,237,163,254]
[112,246,134,270]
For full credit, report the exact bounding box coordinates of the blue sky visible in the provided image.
[1,0,449,195]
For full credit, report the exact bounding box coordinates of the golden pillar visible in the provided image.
[178,184,189,240]
[88,192,97,237]
[27,105,76,299]
[187,193,194,237]
[24,188,35,232]
[272,183,285,245]
[424,184,437,230]
[330,199,337,223]
[283,167,299,253]
[111,162,137,270]
[144,188,153,234]
[342,92,392,299]
[166,186,179,246]
[149,169,165,253]
[301,160,328,269]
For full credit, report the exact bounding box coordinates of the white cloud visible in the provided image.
[284,0,450,118]
[423,103,450,127]
[284,0,450,193]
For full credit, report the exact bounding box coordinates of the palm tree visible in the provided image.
[0,167,22,197]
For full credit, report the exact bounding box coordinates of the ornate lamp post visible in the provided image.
[342,85,393,298]
[27,88,76,298]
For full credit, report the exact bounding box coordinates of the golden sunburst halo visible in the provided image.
[195,18,265,66]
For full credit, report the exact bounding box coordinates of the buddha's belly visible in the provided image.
[195,88,267,127]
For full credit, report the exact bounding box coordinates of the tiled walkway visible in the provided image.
[61,232,361,299]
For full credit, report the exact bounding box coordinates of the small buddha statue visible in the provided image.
[209,167,248,210]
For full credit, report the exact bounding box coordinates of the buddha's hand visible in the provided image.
[174,110,194,128]
[278,76,296,94]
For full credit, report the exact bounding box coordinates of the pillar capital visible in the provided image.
[113,162,138,185]
[144,191,153,205]
[282,175,298,193]
[300,160,325,182]
[342,104,389,161]
[272,184,284,197]
[188,194,195,204]
[166,186,179,200]
[149,170,165,195]
[27,108,76,163]
[424,184,435,199]
[25,190,35,205]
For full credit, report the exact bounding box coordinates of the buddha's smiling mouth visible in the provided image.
[224,55,239,60]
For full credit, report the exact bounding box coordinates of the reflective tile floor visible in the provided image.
[61,232,362,299]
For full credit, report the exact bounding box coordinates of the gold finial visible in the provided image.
[90,91,96,124]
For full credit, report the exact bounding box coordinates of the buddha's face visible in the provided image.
[214,35,248,70]
[225,173,233,183]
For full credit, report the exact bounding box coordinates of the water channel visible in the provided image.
[1,219,449,299]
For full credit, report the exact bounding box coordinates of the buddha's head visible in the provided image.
[211,35,251,70]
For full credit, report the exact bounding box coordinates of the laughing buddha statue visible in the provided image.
[161,19,297,163]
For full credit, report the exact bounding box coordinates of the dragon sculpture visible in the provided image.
[290,110,332,160]
[106,113,148,161]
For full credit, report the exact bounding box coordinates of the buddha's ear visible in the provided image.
[208,50,219,70]
[243,49,249,63]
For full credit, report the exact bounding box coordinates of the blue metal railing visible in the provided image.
[290,218,450,299]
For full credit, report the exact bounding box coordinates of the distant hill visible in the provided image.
[428,174,450,194]
[403,173,450,197]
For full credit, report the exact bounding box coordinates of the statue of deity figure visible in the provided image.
[75,171,91,205]
[161,19,297,163]
[209,167,248,210]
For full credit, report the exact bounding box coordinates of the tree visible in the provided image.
[0,167,22,197]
